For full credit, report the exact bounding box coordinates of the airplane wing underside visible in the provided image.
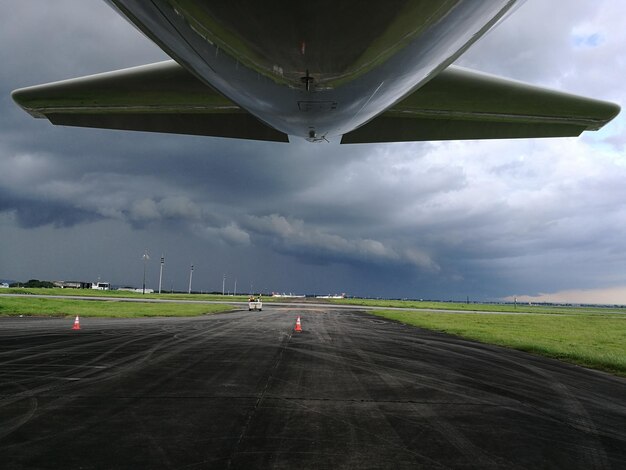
[342,65,620,143]
[11,60,289,143]
[13,61,619,144]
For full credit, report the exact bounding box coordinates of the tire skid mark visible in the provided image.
[0,319,233,409]
[510,361,611,470]
[288,315,625,435]
[353,311,624,467]
[0,331,168,397]
[0,381,38,441]
[0,334,134,367]
[419,331,626,444]
[0,317,249,452]
[277,311,451,469]
[1,310,624,468]
[259,397,453,470]
[274,345,512,407]
[225,322,294,469]
[286,341,626,450]
[278,311,623,468]
[5,315,238,391]
[0,335,81,358]
[340,321,513,470]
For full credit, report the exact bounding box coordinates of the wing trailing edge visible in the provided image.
[12,61,619,145]
[12,60,289,143]
[341,65,620,144]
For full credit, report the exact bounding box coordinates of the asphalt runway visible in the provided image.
[1,308,625,469]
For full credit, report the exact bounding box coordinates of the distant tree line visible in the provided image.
[9,279,56,288]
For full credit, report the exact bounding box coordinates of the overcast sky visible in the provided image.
[1,1,625,302]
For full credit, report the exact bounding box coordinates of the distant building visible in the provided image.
[316,293,346,299]
[118,287,154,294]
[271,292,305,298]
[52,281,92,289]
[0,282,9,289]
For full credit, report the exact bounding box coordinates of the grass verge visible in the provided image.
[0,297,235,318]
[7,289,626,314]
[371,310,626,377]
[1,287,254,302]
[331,298,626,315]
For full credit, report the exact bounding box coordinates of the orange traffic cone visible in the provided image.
[294,316,302,332]
[72,315,81,330]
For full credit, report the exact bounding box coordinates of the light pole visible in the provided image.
[158,254,165,294]
[222,274,226,296]
[142,250,150,294]
[188,264,194,294]
[234,279,237,297]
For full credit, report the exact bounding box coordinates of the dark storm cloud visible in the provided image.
[1,1,625,301]
[0,193,102,228]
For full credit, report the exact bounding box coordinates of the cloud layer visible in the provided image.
[1,1,625,301]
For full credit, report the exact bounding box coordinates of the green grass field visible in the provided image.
[329,297,626,315]
[371,310,626,377]
[1,287,253,302]
[6,288,626,315]
[0,296,235,318]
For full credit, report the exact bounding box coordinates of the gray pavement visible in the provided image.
[0,308,625,469]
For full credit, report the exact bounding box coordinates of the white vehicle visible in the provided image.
[91,282,110,290]
[248,298,262,311]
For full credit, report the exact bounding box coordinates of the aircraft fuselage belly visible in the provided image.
[106,0,521,141]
